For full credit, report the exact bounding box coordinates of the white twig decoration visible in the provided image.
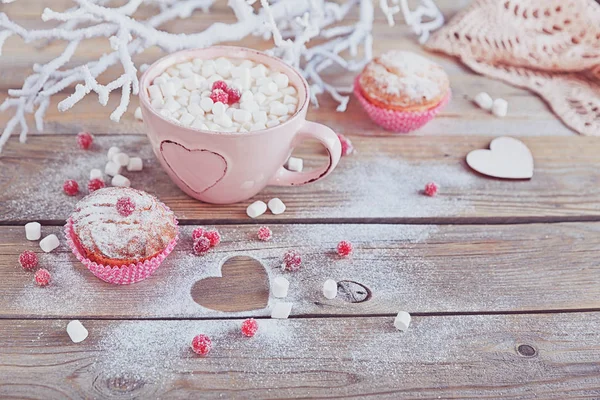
[0,0,443,151]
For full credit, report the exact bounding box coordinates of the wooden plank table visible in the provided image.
[1,1,600,398]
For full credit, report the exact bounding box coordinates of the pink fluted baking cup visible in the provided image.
[65,216,179,285]
[353,75,451,134]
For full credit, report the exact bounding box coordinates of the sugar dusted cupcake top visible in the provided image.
[69,187,177,266]
[359,50,449,112]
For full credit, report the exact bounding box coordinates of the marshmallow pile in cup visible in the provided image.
[147,57,300,133]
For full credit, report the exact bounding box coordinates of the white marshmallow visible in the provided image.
[134,107,143,121]
[287,104,296,114]
[268,92,284,102]
[273,72,289,89]
[286,157,303,172]
[170,77,183,91]
[323,279,338,299]
[240,101,259,113]
[251,64,267,78]
[111,174,131,188]
[176,88,190,98]
[240,90,254,103]
[150,98,164,109]
[214,113,233,128]
[225,107,235,119]
[260,82,278,96]
[159,109,172,119]
[179,68,194,79]
[40,234,60,253]
[189,93,201,105]
[283,86,297,95]
[251,122,266,131]
[183,76,201,91]
[127,157,143,172]
[201,62,216,78]
[192,119,209,130]
[233,109,252,123]
[112,152,130,167]
[492,98,508,117]
[474,92,493,110]
[90,168,103,180]
[246,200,267,218]
[279,116,290,123]
[200,97,214,112]
[107,146,120,160]
[254,92,267,105]
[267,198,286,215]
[283,94,298,105]
[166,67,180,77]
[179,112,194,126]
[207,74,225,86]
[153,76,166,85]
[252,110,268,124]
[200,90,212,98]
[272,276,290,298]
[105,161,122,177]
[176,96,189,106]
[187,102,204,117]
[215,57,232,77]
[193,58,204,67]
[159,82,176,98]
[148,85,163,101]
[266,119,280,128]
[271,302,293,319]
[25,222,41,241]
[394,311,411,332]
[212,101,226,116]
[270,101,288,116]
[239,60,254,69]
[176,62,193,71]
[67,320,89,343]
[164,97,181,112]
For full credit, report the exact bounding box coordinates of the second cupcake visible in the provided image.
[65,187,179,285]
[354,50,451,133]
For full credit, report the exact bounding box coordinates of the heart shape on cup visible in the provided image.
[160,140,227,194]
[191,256,269,312]
[466,137,534,179]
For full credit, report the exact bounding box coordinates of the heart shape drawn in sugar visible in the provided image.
[191,256,269,312]
[466,137,534,179]
[160,140,227,194]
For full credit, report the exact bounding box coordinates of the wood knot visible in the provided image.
[337,280,372,303]
[102,375,146,394]
[517,344,537,357]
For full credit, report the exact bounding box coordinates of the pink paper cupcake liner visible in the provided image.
[65,213,179,285]
[354,75,451,134]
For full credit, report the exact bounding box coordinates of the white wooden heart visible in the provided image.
[466,137,534,179]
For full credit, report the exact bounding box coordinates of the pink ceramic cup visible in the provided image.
[139,46,341,204]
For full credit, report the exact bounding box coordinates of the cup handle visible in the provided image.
[268,120,341,186]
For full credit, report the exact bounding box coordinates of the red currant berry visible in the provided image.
[337,133,354,156]
[257,226,272,241]
[35,268,51,286]
[191,334,212,356]
[211,80,228,92]
[226,87,241,104]
[87,178,105,193]
[203,230,221,247]
[337,240,353,257]
[63,180,79,196]
[424,182,438,197]
[19,250,38,271]
[116,197,136,217]
[192,227,205,241]
[193,237,211,256]
[283,250,302,272]
[241,318,258,337]
[210,88,229,104]
[77,132,94,150]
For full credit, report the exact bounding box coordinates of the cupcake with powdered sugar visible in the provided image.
[66,187,178,284]
[354,50,451,133]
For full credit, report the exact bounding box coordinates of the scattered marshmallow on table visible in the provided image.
[267,198,286,215]
[40,234,60,253]
[67,320,89,343]
[105,161,122,177]
[492,98,508,117]
[322,279,338,300]
[394,311,411,332]
[112,174,131,188]
[271,302,293,319]
[148,56,299,133]
[112,152,130,167]
[474,92,493,110]
[25,222,41,241]
[90,168,103,180]
[107,146,120,160]
[286,157,303,172]
[127,157,143,172]
[134,107,143,121]
[272,276,290,298]
[246,200,267,218]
